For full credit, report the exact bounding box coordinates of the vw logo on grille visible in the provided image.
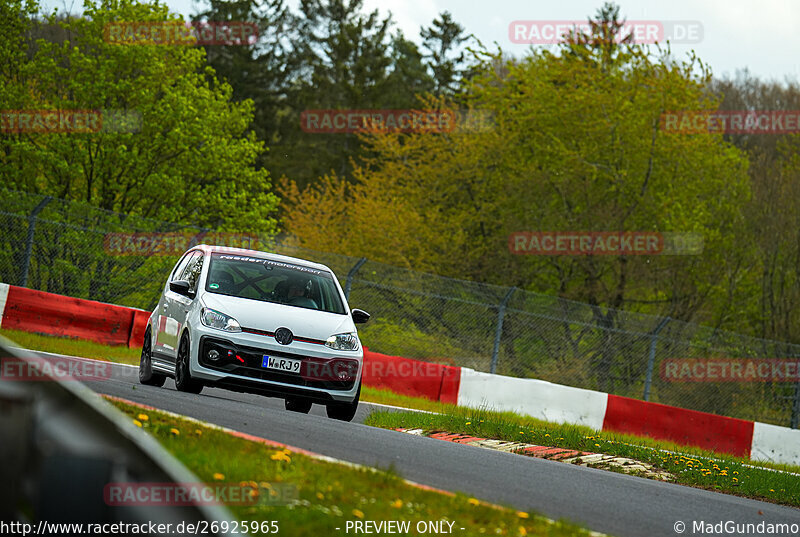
[274,327,293,345]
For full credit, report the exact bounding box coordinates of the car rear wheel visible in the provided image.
[326,382,360,421]
[139,327,166,387]
[175,333,203,394]
[285,397,312,413]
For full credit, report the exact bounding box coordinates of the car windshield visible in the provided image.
[205,253,346,314]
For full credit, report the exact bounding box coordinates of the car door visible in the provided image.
[170,251,205,357]
[155,250,198,361]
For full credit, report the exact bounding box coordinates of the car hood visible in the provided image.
[200,292,356,340]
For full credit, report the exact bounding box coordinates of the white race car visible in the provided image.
[138,245,370,421]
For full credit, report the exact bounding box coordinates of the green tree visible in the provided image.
[420,11,470,96]
[0,0,279,233]
[279,4,752,390]
[265,0,396,187]
[192,0,295,170]
[712,72,800,343]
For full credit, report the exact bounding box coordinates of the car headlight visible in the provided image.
[200,307,241,332]
[325,332,359,351]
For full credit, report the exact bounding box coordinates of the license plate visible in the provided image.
[262,355,301,374]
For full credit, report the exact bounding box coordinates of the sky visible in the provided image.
[45,0,800,83]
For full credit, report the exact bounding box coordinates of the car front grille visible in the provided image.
[199,336,357,391]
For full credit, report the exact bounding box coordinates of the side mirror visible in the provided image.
[351,308,370,324]
[169,279,194,298]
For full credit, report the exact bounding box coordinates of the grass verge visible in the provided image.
[364,406,800,507]
[1,327,141,364]
[106,397,595,536]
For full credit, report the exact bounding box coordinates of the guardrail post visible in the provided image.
[643,316,671,401]
[490,287,516,374]
[344,257,367,300]
[19,196,52,288]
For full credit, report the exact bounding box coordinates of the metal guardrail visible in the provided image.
[0,335,235,530]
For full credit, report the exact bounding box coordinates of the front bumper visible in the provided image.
[189,329,362,403]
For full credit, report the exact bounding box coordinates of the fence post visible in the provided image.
[490,287,517,375]
[643,316,671,401]
[344,257,367,300]
[792,380,800,429]
[19,196,53,288]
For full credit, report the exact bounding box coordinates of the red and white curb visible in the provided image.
[397,429,672,481]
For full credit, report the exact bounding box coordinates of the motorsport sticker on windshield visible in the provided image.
[215,254,323,275]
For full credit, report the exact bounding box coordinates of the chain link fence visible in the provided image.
[1,188,799,428]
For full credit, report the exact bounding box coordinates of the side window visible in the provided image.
[170,252,194,282]
[181,252,204,294]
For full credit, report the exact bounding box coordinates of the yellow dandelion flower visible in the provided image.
[544,434,550,437]
[391,499,403,509]
[137,414,149,421]
[352,509,364,518]
[517,511,529,519]
[270,450,291,462]
[518,527,527,536]
[194,429,203,435]
[169,428,180,435]
[317,492,324,500]
[733,471,738,475]
[213,473,224,481]
[468,498,480,506]
[732,478,738,482]
[594,444,600,447]
[133,419,142,427]
[770,489,775,492]
[466,422,471,425]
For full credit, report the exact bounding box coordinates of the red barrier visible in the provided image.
[128,309,151,349]
[438,366,461,405]
[361,349,461,402]
[602,394,755,458]
[2,285,148,347]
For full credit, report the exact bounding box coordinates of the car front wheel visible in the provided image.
[174,333,203,394]
[326,382,360,421]
[139,327,166,387]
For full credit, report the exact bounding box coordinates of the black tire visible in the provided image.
[139,327,166,387]
[326,382,360,421]
[174,333,203,394]
[285,397,313,413]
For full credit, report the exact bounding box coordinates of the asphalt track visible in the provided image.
[41,354,800,537]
